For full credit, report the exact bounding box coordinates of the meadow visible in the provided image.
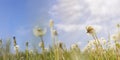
[0,20,120,60]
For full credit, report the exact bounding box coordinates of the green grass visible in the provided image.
[0,22,120,60]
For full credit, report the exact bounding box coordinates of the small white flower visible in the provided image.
[44,48,49,52]
[29,50,33,54]
[112,33,120,41]
[14,45,19,51]
[38,42,43,47]
[33,27,46,37]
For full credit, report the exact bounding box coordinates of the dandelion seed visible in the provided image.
[86,25,95,35]
[49,19,54,28]
[33,27,46,37]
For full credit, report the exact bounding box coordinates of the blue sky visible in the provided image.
[0,0,55,51]
[0,0,120,51]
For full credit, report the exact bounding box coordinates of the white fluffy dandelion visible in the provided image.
[14,45,19,51]
[112,33,120,41]
[33,27,46,37]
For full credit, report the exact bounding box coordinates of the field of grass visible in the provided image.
[0,20,120,60]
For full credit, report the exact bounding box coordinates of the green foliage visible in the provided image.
[0,23,120,60]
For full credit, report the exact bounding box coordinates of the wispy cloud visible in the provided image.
[49,0,87,24]
[55,24,102,33]
[49,0,120,48]
[85,0,120,16]
[50,0,120,32]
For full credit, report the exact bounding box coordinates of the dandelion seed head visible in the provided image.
[86,25,95,35]
[33,27,46,37]
[112,33,120,41]
[14,45,19,51]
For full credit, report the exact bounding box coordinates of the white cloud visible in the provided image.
[55,24,84,32]
[50,0,120,31]
[49,0,86,24]
[85,0,120,16]
[55,24,102,33]
[49,0,120,48]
